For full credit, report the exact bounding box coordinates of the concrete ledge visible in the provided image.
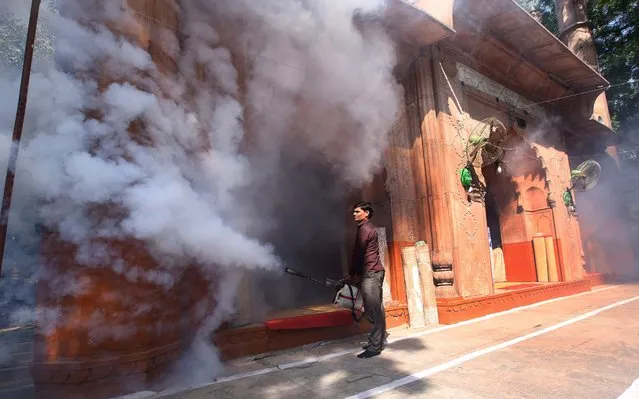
[436,280,592,324]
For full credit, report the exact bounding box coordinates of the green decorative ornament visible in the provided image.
[460,167,473,190]
[562,190,573,207]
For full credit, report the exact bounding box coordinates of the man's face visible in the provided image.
[353,207,369,223]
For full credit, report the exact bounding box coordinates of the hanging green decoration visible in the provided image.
[562,189,574,207]
[460,167,473,190]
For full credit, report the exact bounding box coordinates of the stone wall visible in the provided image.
[35,233,216,399]
[32,3,219,398]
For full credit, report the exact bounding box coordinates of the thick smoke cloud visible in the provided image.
[0,0,401,388]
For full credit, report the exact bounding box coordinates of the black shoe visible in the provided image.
[362,342,386,351]
[362,336,388,350]
[357,349,381,359]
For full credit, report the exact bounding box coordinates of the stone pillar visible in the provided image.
[533,235,549,282]
[545,236,560,282]
[554,0,612,127]
[376,227,394,304]
[554,0,598,68]
[415,241,439,325]
[413,49,458,297]
[230,271,252,328]
[383,78,423,306]
[401,246,426,328]
[492,247,507,282]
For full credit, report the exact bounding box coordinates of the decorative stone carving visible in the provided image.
[462,207,480,238]
[432,266,455,294]
[384,105,420,244]
[384,304,410,328]
[456,63,546,120]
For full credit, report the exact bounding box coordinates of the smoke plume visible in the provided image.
[0,0,401,390]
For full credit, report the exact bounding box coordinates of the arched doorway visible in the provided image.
[482,129,561,283]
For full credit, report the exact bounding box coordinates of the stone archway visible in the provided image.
[481,129,557,282]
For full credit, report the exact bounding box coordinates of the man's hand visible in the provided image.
[342,273,362,286]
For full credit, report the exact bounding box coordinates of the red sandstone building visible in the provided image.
[28,0,636,398]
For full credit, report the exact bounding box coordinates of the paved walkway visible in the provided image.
[133,284,639,399]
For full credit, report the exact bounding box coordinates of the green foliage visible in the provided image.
[0,4,55,71]
[516,0,638,160]
[518,0,558,34]
[588,0,639,142]
[517,0,540,11]
[0,10,27,69]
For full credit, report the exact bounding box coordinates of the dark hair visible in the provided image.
[353,201,374,219]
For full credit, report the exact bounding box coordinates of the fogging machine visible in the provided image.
[283,267,365,318]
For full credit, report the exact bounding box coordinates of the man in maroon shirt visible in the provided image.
[346,201,386,358]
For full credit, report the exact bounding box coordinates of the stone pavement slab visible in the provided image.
[420,302,639,399]
[151,283,639,399]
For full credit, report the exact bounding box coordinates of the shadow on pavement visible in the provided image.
[159,331,432,399]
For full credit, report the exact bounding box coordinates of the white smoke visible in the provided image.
[0,0,401,391]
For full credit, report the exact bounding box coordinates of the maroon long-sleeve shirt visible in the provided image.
[350,221,384,275]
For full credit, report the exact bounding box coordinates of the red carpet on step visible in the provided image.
[265,309,353,330]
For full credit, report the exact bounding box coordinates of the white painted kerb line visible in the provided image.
[345,294,639,399]
[277,285,617,370]
[617,378,639,399]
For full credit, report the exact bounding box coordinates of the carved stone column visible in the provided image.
[413,49,458,297]
[415,241,439,325]
[554,0,598,69]
[230,270,252,327]
[401,246,426,328]
[383,80,425,305]
[554,0,612,127]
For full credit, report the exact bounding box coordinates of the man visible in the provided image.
[346,201,386,359]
